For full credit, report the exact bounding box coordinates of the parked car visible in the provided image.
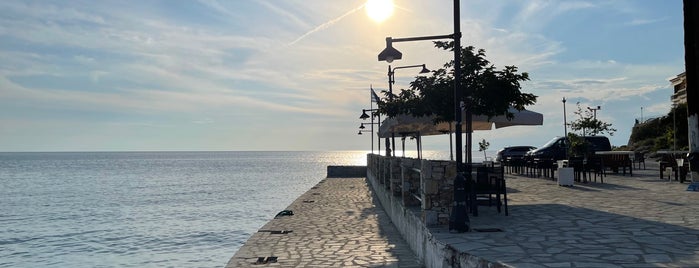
[495,146,536,162]
[525,136,612,161]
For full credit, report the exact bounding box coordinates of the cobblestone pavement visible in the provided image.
[433,162,699,268]
[226,177,422,268]
[230,163,699,268]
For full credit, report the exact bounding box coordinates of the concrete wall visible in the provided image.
[326,165,366,178]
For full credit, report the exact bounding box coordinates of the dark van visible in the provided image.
[526,136,612,161]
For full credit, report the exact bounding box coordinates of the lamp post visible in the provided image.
[587,105,601,120]
[377,0,469,232]
[359,122,379,153]
[562,97,568,137]
[386,64,430,157]
[563,97,568,159]
[360,109,380,154]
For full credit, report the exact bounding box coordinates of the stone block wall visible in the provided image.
[367,154,456,226]
[420,160,457,226]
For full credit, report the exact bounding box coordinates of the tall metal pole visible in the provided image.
[563,98,568,137]
[387,65,395,157]
[370,101,375,154]
[449,0,469,233]
[377,113,382,154]
[563,97,568,159]
[454,0,463,173]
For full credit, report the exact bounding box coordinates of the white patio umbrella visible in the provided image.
[377,107,544,138]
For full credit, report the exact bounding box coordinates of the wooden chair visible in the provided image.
[473,166,508,216]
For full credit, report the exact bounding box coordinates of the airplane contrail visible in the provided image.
[287,3,365,46]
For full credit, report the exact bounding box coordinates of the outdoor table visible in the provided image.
[595,151,634,176]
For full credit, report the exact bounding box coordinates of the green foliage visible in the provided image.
[629,103,688,152]
[478,138,490,159]
[568,102,616,136]
[376,42,537,124]
[567,133,588,157]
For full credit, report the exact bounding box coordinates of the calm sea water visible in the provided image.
[0,150,468,268]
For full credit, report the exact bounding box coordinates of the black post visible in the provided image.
[563,97,568,159]
[387,65,395,157]
[684,0,699,184]
[449,0,469,233]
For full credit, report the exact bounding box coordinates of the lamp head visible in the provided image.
[359,124,366,129]
[420,64,430,74]
[360,110,370,120]
[378,37,402,63]
[357,131,363,135]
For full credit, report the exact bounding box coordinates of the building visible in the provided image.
[670,72,687,106]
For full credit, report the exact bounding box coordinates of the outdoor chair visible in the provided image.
[659,154,689,182]
[634,152,646,169]
[568,156,598,183]
[585,155,605,183]
[472,166,508,216]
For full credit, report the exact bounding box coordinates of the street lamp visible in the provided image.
[385,64,430,156]
[587,105,601,119]
[563,97,568,159]
[562,97,568,137]
[377,0,469,232]
[360,109,381,154]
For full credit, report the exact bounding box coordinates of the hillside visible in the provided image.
[625,103,688,154]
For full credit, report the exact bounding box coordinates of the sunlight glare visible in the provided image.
[365,0,394,23]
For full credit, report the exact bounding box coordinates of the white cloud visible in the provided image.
[0,0,685,151]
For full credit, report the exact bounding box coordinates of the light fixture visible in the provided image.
[360,110,370,120]
[377,38,402,63]
[420,64,430,74]
[358,130,372,135]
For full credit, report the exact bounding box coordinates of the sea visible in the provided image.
[0,150,477,268]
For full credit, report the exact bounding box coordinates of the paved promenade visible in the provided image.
[226,177,422,267]
[445,162,699,268]
[229,162,699,267]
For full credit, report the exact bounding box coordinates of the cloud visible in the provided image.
[287,3,365,46]
[625,17,668,26]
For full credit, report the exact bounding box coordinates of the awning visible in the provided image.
[377,107,544,138]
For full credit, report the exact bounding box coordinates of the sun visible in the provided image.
[365,0,394,23]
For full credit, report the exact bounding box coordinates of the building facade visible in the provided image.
[670,72,687,106]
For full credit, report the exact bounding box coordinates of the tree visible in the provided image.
[568,102,616,137]
[566,102,616,157]
[376,42,537,124]
[478,138,490,160]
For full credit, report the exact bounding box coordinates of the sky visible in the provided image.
[0,0,686,153]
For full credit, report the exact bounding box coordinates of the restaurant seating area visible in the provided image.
[498,150,695,185]
[658,151,689,182]
[367,150,693,230]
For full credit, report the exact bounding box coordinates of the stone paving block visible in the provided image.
[231,161,699,268]
[227,178,422,268]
